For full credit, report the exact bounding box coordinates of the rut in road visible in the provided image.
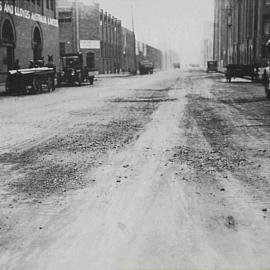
[0,71,270,269]
[0,73,180,263]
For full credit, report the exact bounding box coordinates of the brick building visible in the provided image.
[100,9,122,74]
[58,0,163,74]
[58,0,101,71]
[0,0,59,82]
[122,27,136,73]
[213,0,270,69]
[58,1,124,74]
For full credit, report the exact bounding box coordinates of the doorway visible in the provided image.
[86,52,95,68]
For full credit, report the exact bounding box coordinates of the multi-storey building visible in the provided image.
[122,27,136,73]
[58,1,123,74]
[214,0,270,69]
[58,0,162,74]
[0,0,59,82]
[100,9,122,74]
[58,0,101,72]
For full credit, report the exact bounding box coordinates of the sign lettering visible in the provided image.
[0,2,58,27]
[80,40,100,49]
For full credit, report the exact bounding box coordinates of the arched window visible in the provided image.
[1,18,15,70]
[2,19,15,44]
[32,26,43,61]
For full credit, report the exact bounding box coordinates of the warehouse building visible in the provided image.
[58,0,101,72]
[100,9,122,74]
[122,27,136,74]
[214,0,270,69]
[136,41,162,71]
[0,0,59,82]
[58,1,124,74]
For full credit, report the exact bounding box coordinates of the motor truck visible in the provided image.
[58,52,98,86]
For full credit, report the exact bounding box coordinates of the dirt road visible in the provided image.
[0,70,270,269]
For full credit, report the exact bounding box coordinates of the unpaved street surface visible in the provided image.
[0,70,270,269]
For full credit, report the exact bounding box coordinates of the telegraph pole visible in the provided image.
[131,3,137,74]
[75,0,80,52]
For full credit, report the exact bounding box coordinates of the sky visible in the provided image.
[84,0,214,64]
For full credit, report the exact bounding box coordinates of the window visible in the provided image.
[59,12,72,23]
[50,0,54,10]
[264,22,270,35]
[265,0,270,5]
[46,0,49,9]
[264,15,270,35]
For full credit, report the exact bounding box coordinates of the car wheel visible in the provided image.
[32,77,41,94]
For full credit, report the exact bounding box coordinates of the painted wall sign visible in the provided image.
[80,40,100,49]
[0,2,58,27]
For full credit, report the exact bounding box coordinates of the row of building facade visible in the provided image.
[0,0,163,82]
[214,0,270,70]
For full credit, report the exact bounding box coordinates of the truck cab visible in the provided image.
[139,60,154,75]
[58,52,97,86]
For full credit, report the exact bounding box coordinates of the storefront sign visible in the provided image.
[80,40,100,49]
[0,2,58,27]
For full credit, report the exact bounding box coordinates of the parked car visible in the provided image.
[206,60,218,73]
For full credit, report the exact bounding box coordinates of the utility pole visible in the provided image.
[75,0,80,52]
[131,3,137,74]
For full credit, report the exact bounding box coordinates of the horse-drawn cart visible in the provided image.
[5,67,56,94]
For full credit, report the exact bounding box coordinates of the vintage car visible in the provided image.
[225,64,258,82]
[58,52,97,86]
[206,60,218,73]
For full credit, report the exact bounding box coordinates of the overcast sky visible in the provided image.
[86,0,214,64]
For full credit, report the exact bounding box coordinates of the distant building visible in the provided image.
[163,49,179,69]
[0,0,59,82]
[136,41,162,71]
[146,44,162,70]
[122,27,136,73]
[100,9,122,74]
[201,21,213,68]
